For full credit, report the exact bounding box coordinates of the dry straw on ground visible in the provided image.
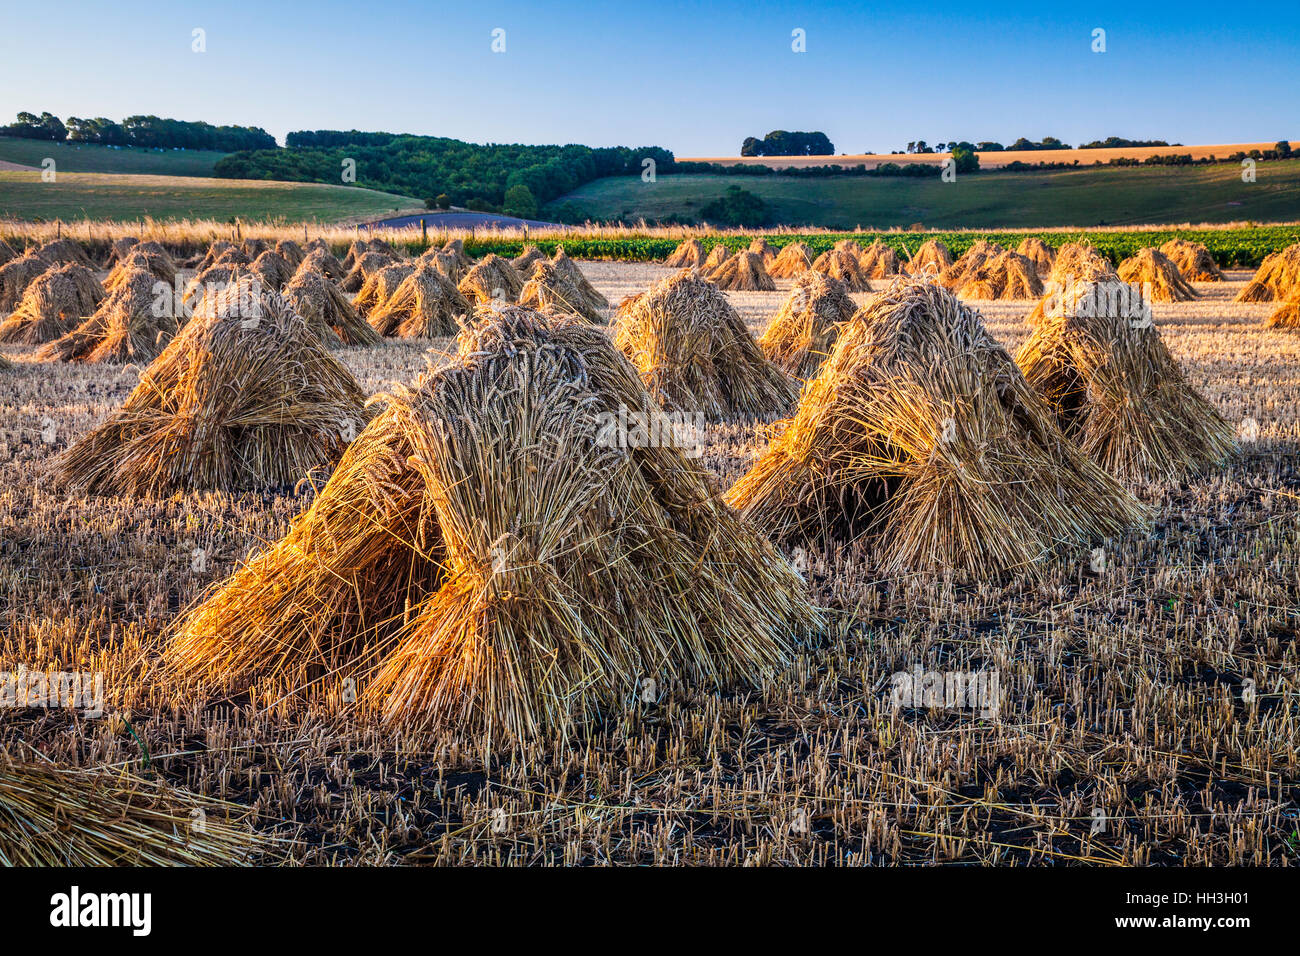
[613,270,796,419]
[665,238,706,268]
[37,266,177,363]
[1159,238,1223,281]
[340,251,396,293]
[0,262,105,344]
[1017,279,1235,482]
[769,241,814,278]
[906,239,953,279]
[956,250,1044,301]
[165,307,818,739]
[858,240,903,278]
[758,270,857,380]
[1237,243,1300,302]
[281,269,382,347]
[1015,237,1056,276]
[352,262,414,318]
[457,253,524,305]
[727,279,1143,575]
[710,250,776,291]
[368,261,470,338]
[518,261,606,323]
[1117,248,1198,302]
[56,277,367,496]
[811,248,872,291]
[0,758,263,866]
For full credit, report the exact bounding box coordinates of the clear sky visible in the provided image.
[1,0,1295,155]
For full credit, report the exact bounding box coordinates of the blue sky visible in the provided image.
[0,0,1295,155]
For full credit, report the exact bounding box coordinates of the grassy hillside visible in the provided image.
[0,136,229,176]
[0,171,424,223]
[550,160,1300,229]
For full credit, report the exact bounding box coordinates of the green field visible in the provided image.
[0,136,230,176]
[550,160,1300,229]
[0,171,424,223]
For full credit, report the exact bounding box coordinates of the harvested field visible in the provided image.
[0,258,1296,867]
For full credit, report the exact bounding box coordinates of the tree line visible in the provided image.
[1,111,275,151]
[214,133,675,214]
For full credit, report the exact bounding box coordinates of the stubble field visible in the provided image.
[1,262,1296,865]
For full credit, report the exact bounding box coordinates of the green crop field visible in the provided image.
[550,160,1300,230]
[0,136,230,176]
[0,171,424,223]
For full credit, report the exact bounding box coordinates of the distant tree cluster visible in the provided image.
[1,111,275,151]
[216,133,675,212]
[741,131,835,157]
[699,186,770,226]
[1079,137,1175,149]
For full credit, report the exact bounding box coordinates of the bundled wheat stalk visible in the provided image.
[1048,242,1115,288]
[759,271,857,379]
[0,263,105,344]
[940,240,1005,289]
[194,240,236,272]
[275,238,306,267]
[1158,239,1222,282]
[665,238,706,268]
[165,306,818,739]
[368,261,469,337]
[747,237,778,264]
[38,266,177,363]
[812,248,872,291]
[457,253,524,305]
[769,241,814,278]
[702,243,731,273]
[441,238,473,270]
[956,250,1044,300]
[1237,244,1300,302]
[1015,237,1056,276]
[727,279,1144,575]
[512,244,546,274]
[859,240,903,278]
[613,270,796,419]
[419,248,464,281]
[339,250,396,293]
[551,248,608,309]
[296,245,347,281]
[0,758,263,866]
[519,261,607,323]
[1266,299,1300,328]
[248,250,296,292]
[240,237,269,259]
[282,268,382,347]
[834,238,865,257]
[0,237,21,267]
[105,243,177,293]
[1117,248,1198,302]
[1017,278,1235,482]
[711,250,776,291]
[353,262,415,318]
[906,239,953,278]
[0,251,54,312]
[56,277,367,495]
[37,237,95,268]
